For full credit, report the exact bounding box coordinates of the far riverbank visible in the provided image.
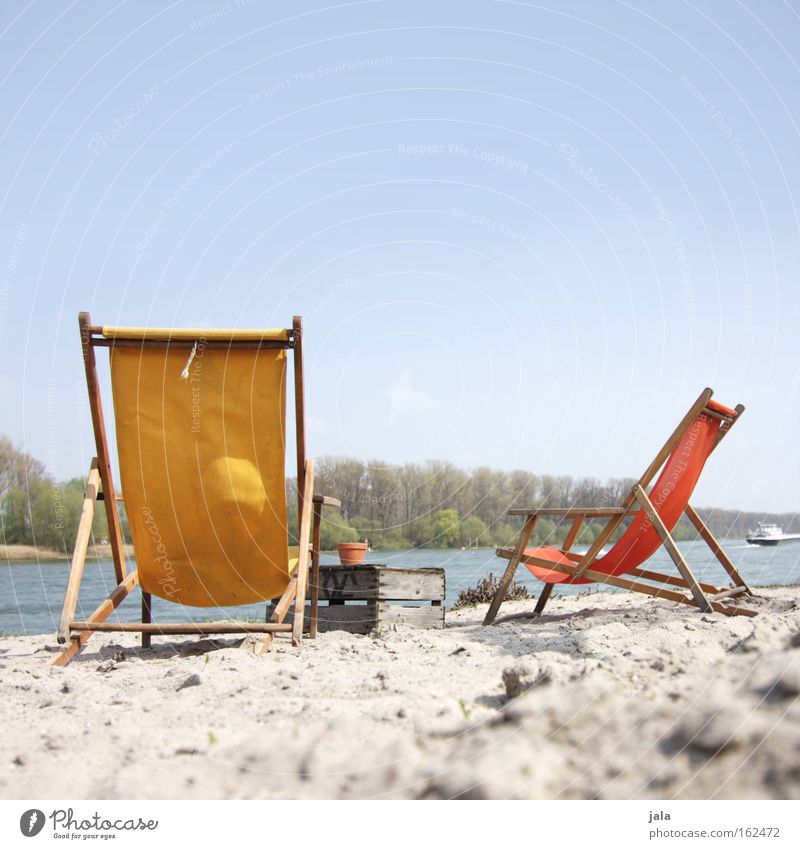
[1,543,136,563]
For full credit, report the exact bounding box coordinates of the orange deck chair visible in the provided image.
[54,313,340,665]
[483,388,756,625]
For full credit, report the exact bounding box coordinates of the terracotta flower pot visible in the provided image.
[337,542,368,565]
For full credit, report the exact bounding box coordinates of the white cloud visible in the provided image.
[389,369,435,425]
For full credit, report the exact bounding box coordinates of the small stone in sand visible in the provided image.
[502,663,550,699]
[176,674,202,691]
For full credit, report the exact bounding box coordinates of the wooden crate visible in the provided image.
[276,564,445,634]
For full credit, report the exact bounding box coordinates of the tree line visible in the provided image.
[0,436,114,551]
[291,456,800,550]
[1,436,796,553]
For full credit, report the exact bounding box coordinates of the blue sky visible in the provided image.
[0,0,798,512]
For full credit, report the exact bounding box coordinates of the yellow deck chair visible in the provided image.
[54,313,340,665]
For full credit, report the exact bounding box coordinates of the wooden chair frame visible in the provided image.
[483,388,756,626]
[54,312,340,666]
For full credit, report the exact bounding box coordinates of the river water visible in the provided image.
[2,541,798,636]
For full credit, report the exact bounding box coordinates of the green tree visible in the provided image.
[409,516,434,548]
[491,521,520,547]
[1,488,31,543]
[30,482,64,549]
[532,518,557,545]
[458,515,490,547]
[319,511,359,550]
[430,509,460,548]
[577,522,599,545]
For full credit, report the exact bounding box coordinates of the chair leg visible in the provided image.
[141,592,152,649]
[684,504,752,594]
[533,582,554,616]
[633,486,712,612]
[484,514,537,625]
[53,570,140,666]
[254,581,297,654]
[253,463,317,654]
[310,501,322,639]
[292,460,315,647]
[57,460,100,643]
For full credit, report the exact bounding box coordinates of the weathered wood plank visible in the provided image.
[283,600,445,634]
[376,604,444,629]
[305,565,444,602]
[378,568,444,601]
[308,566,379,601]
[303,603,378,635]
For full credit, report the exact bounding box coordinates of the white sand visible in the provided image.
[1,588,799,800]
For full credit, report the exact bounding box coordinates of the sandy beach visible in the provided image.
[1,587,798,801]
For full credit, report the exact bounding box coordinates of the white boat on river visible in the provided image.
[745,522,800,546]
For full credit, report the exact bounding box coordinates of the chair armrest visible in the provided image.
[507,506,638,518]
[313,494,342,509]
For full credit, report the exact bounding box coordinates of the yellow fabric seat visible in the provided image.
[110,344,291,607]
[287,546,300,575]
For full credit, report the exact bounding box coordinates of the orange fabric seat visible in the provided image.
[525,407,724,584]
